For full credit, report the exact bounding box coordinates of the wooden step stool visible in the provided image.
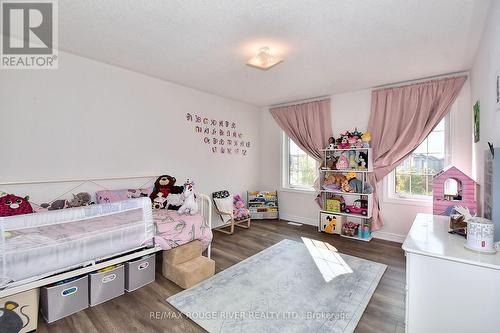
[162,240,215,289]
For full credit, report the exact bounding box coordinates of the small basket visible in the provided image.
[449,215,467,230]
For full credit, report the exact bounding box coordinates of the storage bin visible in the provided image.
[0,288,39,333]
[320,212,344,234]
[89,265,125,306]
[125,254,156,292]
[41,275,88,323]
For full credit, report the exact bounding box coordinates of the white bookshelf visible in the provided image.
[318,147,374,242]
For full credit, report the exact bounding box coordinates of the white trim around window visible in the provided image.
[281,132,317,193]
[383,111,452,207]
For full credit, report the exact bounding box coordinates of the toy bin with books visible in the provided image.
[247,191,279,219]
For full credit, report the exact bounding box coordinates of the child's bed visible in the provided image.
[0,197,155,289]
[153,208,212,251]
[0,176,213,296]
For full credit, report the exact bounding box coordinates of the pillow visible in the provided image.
[96,187,152,204]
[214,197,233,223]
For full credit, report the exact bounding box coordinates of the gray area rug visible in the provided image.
[168,238,387,333]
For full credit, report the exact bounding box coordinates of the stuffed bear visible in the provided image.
[150,175,184,209]
[0,194,34,217]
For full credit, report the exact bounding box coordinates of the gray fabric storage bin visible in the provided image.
[125,254,155,292]
[41,275,88,323]
[89,265,125,306]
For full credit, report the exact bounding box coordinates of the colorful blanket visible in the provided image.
[153,210,212,251]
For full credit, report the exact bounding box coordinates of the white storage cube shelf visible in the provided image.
[318,148,374,242]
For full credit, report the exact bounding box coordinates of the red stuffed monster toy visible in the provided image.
[0,194,34,217]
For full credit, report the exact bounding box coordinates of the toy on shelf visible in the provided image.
[341,221,360,237]
[325,195,345,213]
[326,137,335,149]
[319,129,374,242]
[336,153,349,169]
[344,199,368,216]
[346,173,373,194]
[327,129,371,150]
[322,171,373,195]
[320,212,344,234]
[432,166,477,216]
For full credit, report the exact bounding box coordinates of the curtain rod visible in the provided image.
[373,71,469,90]
[270,95,330,108]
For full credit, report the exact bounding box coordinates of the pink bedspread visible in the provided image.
[153,210,212,251]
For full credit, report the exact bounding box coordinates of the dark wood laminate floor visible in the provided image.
[37,219,406,333]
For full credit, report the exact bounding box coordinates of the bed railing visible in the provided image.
[0,176,214,258]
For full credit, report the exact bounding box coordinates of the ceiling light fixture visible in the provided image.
[246,47,283,70]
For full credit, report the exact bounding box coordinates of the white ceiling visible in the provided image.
[60,0,491,106]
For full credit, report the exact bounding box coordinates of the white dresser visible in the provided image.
[403,214,500,333]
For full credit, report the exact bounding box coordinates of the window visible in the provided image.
[392,116,449,199]
[283,136,317,190]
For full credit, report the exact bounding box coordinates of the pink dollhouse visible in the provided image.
[433,166,477,216]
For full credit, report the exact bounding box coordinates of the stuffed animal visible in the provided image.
[337,135,351,149]
[321,152,337,170]
[348,151,358,169]
[336,153,349,169]
[233,194,250,220]
[358,151,368,170]
[67,192,92,208]
[150,175,183,209]
[40,199,67,211]
[323,174,347,190]
[165,193,184,210]
[326,137,335,149]
[178,180,198,215]
[152,192,167,210]
[341,179,353,192]
[345,173,373,194]
[0,194,33,217]
[348,136,358,148]
[361,132,371,147]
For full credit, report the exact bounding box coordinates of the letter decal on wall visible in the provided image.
[186,113,252,156]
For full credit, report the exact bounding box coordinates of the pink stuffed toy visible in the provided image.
[233,194,250,220]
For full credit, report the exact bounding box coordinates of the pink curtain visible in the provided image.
[270,99,332,161]
[368,76,467,230]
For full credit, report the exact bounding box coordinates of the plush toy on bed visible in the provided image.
[178,180,198,215]
[150,175,184,210]
[0,194,34,217]
[233,194,250,221]
[67,192,92,208]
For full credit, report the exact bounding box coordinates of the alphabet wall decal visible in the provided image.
[186,113,252,156]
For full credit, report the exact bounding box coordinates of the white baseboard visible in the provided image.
[371,230,405,243]
[280,214,317,227]
[279,213,406,243]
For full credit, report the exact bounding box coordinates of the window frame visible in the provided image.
[384,113,452,205]
[281,133,317,193]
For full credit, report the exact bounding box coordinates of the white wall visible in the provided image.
[470,0,500,213]
[0,50,261,225]
[260,83,472,242]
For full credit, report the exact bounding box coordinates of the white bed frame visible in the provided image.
[0,176,212,298]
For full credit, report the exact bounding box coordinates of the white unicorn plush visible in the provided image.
[178,179,198,215]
